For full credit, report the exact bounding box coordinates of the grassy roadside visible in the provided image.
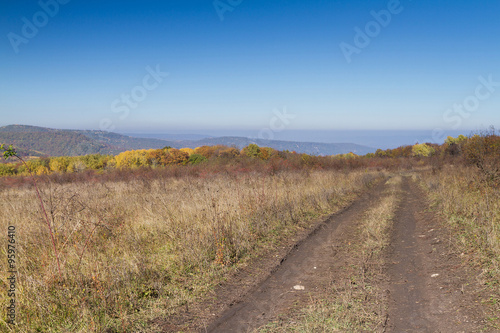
[418,166,500,328]
[0,169,381,332]
[259,176,401,332]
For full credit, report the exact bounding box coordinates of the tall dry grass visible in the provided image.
[421,165,500,275]
[0,169,379,332]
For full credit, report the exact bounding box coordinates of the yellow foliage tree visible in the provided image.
[412,143,435,157]
[67,159,86,173]
[167,148,189,165]
[146,148,189,166]
[115,150,152,168]
[49,157,70,173]
[35,166,50,175]
[445,135,467,145]
[180,148,195,156]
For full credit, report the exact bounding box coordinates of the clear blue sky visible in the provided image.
[1,0,499,141]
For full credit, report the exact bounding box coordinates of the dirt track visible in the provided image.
[206,179,387,332]
[386,177,485,332]
[184,176,491,332]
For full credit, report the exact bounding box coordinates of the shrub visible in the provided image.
[115,149,152,168]
[259,147,277,160]
[49,156,71,172]
[412,143,435,157]
[18,158,50,175]
[180,148,195,156]
[148,148,189,166]
[0,163,16,176]
[241,144,261,158]
[79,154,113,170]
[375,149,388,158]
[67,159,87,173]
[188,154,207,165]
[334,152,357,159]
[218,147,240,158]
[168,148,189,165]
[462,130,500,186]
[445,134,467,145]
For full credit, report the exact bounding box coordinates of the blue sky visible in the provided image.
[1,0,499,144]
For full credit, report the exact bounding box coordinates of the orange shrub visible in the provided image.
[180,148,195,156]
[148,148,189,166]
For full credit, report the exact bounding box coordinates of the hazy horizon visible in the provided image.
[122,129,478,149]
[0,122,478,150]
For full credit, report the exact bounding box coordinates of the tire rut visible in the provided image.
[386,177,431,331]
[385,176,484,332]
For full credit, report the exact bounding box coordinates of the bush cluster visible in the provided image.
[1,131,499,188]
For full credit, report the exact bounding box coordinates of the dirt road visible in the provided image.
[192,176,490,332]
[208,179,383,332]
[206,180,387,332]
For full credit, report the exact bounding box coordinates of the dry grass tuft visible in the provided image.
[422,165,500,276]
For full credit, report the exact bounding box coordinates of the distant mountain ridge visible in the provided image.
[0,125,375,157]
[173,136,374,156]
[122,133,212,141]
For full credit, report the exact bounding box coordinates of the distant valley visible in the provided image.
[0,125,376,157]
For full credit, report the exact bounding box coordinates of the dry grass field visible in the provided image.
[0,169,379,332]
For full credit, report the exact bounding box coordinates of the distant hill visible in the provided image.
[0,125,169,157]
[122,133,212,141]
[168,136,374,155]
[0,125,375,157]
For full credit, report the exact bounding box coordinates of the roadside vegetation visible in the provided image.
[418,131,500,327]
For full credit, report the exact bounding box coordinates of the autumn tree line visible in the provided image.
[0,144,288,176]
[0,132,499,185]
